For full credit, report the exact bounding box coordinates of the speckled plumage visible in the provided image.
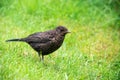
[6,26,70,61]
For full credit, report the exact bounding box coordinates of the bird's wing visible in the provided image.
[24,31,56,43]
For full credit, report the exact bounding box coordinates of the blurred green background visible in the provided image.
[0,0,120,80]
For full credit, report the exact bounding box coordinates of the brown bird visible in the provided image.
[6,26,70,61]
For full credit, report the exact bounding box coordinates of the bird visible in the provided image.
[6,26,70,61]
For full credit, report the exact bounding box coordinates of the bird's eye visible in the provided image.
[60,29,64,32]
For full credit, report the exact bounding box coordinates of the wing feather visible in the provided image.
[24,31,56,43]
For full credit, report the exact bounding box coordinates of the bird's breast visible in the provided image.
[43,36,64,55]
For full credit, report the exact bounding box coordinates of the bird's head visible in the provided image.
[56,26,70,36]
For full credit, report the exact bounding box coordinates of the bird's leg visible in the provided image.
[42,55,47,66]
[38,52,41,61]
[38,51,44,61]
[42,55,44,61]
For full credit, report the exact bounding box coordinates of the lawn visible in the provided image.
[0,0,120,80]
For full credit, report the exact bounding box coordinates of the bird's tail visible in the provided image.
[6,38,24,42]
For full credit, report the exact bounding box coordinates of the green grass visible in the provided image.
[0,0,120,80]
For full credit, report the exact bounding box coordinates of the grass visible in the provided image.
[0,0,120,80]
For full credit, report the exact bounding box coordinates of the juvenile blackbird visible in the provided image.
[6,26,70,61]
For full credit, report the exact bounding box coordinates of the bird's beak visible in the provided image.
[67,31,71,33]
